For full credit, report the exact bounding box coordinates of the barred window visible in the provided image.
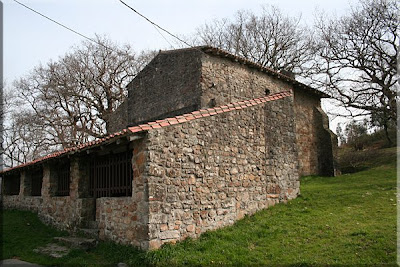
[89,150,133,198]
[56,162,70,196]
[3,174,20,195]
[31,169,43,196]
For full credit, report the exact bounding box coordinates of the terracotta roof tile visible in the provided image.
[159,121,170,127]
[139,124,152,130]
[214,107,223,114]
[184,115,195,120]
[167,118,179,125]
[207,108,217,115]
[150,123,162,129]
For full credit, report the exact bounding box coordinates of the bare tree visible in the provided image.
[0,81,4,170]
[311,0,398,142]
[194,6,314,75]
[13,36,154,150]
[3,111,53,167]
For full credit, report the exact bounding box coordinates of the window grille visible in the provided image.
[31,169,43,196]
[3,174,20,195]
[56,162,70,196]
[89,150,133,198]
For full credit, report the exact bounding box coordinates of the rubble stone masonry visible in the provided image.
[144,96,298,249]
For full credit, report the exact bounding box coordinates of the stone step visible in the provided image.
[34,243,70,258]
[79,228,100,240]
[54,236,97,251]
[82,220,99,229]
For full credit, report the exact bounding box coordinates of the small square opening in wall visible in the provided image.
[3,173,20,195]
[31,168,43,196]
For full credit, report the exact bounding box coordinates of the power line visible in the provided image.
[153,25,174,48]
[119,0,193,48]
[12,0,130,57]
[13,0,97,45]
[12,0,186,80]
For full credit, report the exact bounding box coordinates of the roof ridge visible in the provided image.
[0,91,292,174]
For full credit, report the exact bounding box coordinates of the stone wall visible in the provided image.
[97,197,140,245]
[200,55,292,107]
[2,158,98,231]
[3,172,43,212]
[126,49,294,127]
[293,89,337,176]
[124,49,331,178]
[108,101,128,134]
[144,96,299,249]
[110,47,335,177]
[314,107,340,176]
[200,54,331,177]
[127,49,203,126]
[293,89,320,176]
[96,139,150,250]
[264,94,299,200]
[2,194,43,212]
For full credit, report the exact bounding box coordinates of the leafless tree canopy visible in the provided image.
[4,36,154,167]
[194,6,313,75]
[311,0,398,124]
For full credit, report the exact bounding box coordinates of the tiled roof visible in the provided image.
[0,91,292,175]
[161,46,329,98]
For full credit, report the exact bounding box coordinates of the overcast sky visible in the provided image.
[4,0,357,130]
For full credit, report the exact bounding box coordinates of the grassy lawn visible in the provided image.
[1,148,397,266]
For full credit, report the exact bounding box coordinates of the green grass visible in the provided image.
[2,148,397,266]
[0,210,144,266]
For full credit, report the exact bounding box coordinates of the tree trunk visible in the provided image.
[384,123,392,146]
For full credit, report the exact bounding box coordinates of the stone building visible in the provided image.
[1,46,337,250]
